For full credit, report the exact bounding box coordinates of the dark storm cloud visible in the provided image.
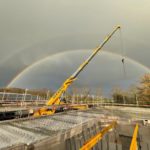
[0,0,150,87]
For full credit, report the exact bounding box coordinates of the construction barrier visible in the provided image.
[80,121,117,150]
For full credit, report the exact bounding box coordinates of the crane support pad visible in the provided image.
[80,121,117,150]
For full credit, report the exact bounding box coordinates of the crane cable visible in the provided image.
[119,28,126,105]
[119,28,127,78]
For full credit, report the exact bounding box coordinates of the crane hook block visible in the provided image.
[122,58,125,64]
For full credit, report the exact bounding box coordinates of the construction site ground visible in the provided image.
[0,106,150,150]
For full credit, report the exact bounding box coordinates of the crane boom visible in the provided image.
[33,25,121,116]
[71,26,121,78]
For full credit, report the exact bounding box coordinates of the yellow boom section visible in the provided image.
[80,121,117,150]
[130,124,139,150]
[33,25,121,117]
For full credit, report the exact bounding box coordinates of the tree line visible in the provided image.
[0,73,149,105]
[112,73,150,105]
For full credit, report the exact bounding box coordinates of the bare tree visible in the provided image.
[137,73,150,105]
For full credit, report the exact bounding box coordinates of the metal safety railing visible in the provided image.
[80,122,139,150]
[80,121,117,150]
[130,124,139,150]
[0,92,42,101]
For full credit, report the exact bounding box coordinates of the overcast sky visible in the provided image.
[0,0,149,94]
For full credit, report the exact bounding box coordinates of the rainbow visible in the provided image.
[7,50,150,87]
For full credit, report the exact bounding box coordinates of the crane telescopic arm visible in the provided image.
[46,25,121,106]
[33,25,121,116]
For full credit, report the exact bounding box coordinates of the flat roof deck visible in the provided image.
[0,109,107,149]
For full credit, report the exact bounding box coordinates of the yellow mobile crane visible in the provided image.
[33,25,121,117]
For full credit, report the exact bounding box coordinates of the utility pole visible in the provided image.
[136,94,139,107]
[2,91,5,102]
[46,90,49,100]
[23,88,28,107]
